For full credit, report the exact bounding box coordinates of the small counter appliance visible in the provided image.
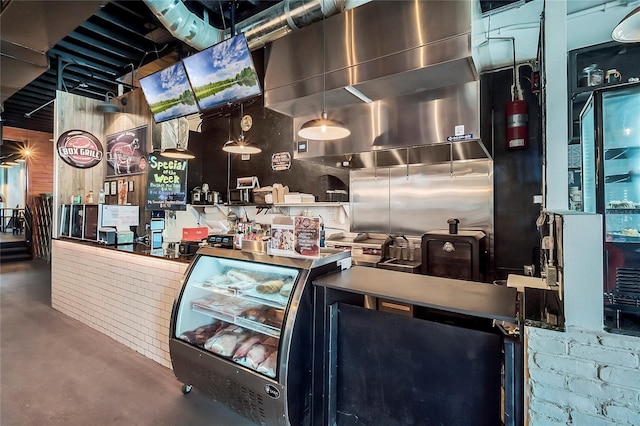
[98,227,116,245]
[421,219,487,281]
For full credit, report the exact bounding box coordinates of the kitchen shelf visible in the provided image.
[604,147,640,160]
[605,174,632,184]
[605,209,640,215]
[274,202,348,207]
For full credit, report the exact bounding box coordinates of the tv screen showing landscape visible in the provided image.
[139,61,200,123]
[182,33,262,111]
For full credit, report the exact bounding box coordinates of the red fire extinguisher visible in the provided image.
[506,99,528,150]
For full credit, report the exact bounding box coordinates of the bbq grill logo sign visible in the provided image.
[56,130,104,169]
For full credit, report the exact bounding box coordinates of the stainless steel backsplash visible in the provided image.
[350,160,493,242]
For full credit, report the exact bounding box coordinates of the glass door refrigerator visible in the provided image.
[580,82,640,335]
[169,247,351,426]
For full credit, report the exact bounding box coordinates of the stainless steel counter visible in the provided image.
[313,266,517,322]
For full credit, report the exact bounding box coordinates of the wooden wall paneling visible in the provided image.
[2,126,54,201]
[53,91,105,237]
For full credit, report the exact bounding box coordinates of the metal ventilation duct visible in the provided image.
[144,0,369,51]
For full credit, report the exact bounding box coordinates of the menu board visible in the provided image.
[146,153,187,211]
[270,215,320,258]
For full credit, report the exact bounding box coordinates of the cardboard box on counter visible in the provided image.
[284,193,315,204]
[272,185,289,204]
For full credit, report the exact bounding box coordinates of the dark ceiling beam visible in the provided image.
[48,49,119,78]
[109,0,158,22]
[93,8,161,40]
[79,21,151,54]
[55,40,132,72]
[66,31,144,63]
[8,89,54,105]
[14,80,57,97]
[4,97,49,110]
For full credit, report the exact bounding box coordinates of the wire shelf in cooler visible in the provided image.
[191,282,238,296]
[190,296,283,338]
[606,209,640,215]
[607,232,640,243]
[235,317,281,338]
[191,303,236,323]
[240,287,289,309]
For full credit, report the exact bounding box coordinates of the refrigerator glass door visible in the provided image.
[174,254,300,379]
[580,97,596,213]
[59,204,71,237]
[602,86,640,242]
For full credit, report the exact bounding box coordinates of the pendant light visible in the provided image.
[297,14,350,140]
[161,145,195,159]
[162,118,195,159]
[612,6,640,42]
[222,104,262,154]
[96,91,127,113]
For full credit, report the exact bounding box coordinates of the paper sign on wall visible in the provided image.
[272,152,291,171]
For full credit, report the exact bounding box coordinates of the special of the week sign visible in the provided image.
[56,129,103,169]
[146,152,187,211]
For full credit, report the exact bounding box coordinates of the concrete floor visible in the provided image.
[0,260,254,426]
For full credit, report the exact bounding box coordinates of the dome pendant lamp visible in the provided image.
[162,118,195,159]
[297,14,350,141]
[612,6,640,42]
[222,103,262,154]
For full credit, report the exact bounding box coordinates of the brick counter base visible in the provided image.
[51,240,188,368]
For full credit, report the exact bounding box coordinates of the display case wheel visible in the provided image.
[181,384,193,394]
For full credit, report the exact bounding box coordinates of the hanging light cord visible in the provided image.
[322,13,327,116]
[240,103,244,139]
[227,115,232,202]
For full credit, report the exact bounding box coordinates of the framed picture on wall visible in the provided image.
[110,181,117,196]
[105,125,149,177]
[117,179,127,205]
[104,181,110,196]
[128,181,134,192]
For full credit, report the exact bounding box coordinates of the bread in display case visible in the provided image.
[169,247,351,426]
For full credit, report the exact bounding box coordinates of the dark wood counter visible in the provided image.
[313,266,517,322]
[56,237,192,263]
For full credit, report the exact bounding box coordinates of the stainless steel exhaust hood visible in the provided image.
[264,0,478,118]
[264,0,486,166]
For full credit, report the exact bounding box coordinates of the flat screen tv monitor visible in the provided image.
[182,33,262,112]
[139,61,200,123]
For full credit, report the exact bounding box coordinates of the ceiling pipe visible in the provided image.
[144,0,370,52]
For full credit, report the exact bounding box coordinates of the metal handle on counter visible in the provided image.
[379,301,411,312]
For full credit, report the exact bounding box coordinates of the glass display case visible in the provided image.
[580,82,640,335]
[169,247,351,426]
[174,253,299,378]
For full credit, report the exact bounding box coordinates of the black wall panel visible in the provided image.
[196,102,349,202]
[481,66,543,279]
